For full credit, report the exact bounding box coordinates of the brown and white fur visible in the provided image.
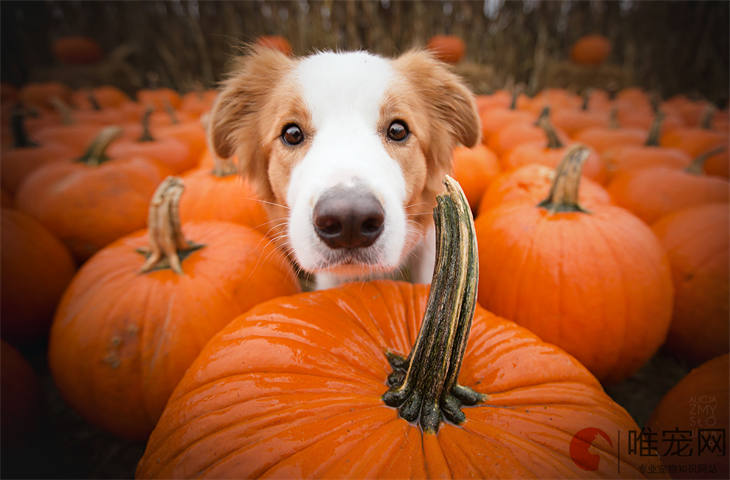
[208,45,480,290]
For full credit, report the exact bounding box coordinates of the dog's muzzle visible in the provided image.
[313,185,385,249]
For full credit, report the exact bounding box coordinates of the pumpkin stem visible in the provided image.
[609,107,619,129]
[138,177,204,275]
[212,153,238,177]
[50,96,75,125]
[87,92,102,111]
[534,106,550,126]
[645,111,664,147]
[10,106,38,148]
[685,146,726,175]
[700,105,716,130]
[509,85,523,110]
[138,107,156,142]
[581,89,592,111]
[536,113,564,150]
[76,126,122,166]
[382,175,485,434]
[537,145,590,214]
[163,100,179,125]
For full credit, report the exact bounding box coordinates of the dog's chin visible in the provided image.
[313,248,397,277]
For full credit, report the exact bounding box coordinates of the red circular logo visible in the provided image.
[570,427,613,471]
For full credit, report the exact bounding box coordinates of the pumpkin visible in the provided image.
[1,108,76,195]
[1,209,76,342]
[500,114,606,182]
[647,354,729,479]
[180,89,218,118]
[522,88,582,116]
[426,35,466,64]
[179,154,269,233]
[570,34,611,65]
[256,35,293,56]
[137,88,182,111]
[551,93,610,137]
[606,149,729,224]
[478,162,612,214]
[15,126,172,261]
[137,176,658,478]
[478,88,534,144]
[49,177,301,440]
[652,203,729,365]
[661,109,729,179]
[475,146,673,383]
[52,35,102,64]
[71,86,130,110]
[488,107,569,157]
[573,121,648,156]
[18,82,72,111]
[1,341,42,464]
[451,144,500,213]
[602,112,692,181]
[107,108,196,173]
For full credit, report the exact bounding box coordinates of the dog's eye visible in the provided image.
[387,120,409,142]
[281,124,304,146]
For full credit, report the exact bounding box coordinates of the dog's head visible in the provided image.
[209,46,479,278]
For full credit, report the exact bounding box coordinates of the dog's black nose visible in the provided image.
[313,186,385,249]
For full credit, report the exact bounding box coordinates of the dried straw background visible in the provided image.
[2,0,728,104]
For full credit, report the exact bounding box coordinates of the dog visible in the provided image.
[208,45,480,289]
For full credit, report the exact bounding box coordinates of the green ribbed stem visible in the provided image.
[685,146,726,175]
[382,176,485,434]
[536,113,564,150]
[700,105,716,130]
[76,126,122,166]
[49,97,75,125]
[537,145,590,214]
[163,100,179,125]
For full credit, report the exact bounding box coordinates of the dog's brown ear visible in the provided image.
[208,45,294,165]
[393,50,481,148]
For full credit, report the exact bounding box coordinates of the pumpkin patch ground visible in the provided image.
[2,1,728,478]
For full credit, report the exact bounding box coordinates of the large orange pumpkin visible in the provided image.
[1,209,76,342]
[652,203,729,365]
[647,354,729,479]
[49,177,301,440]
[137,177,658,478]
[52,35,102,64]
[179,154,269,233]
[570,35,611,65]
[475,146,673,383]
[15,127,172,261]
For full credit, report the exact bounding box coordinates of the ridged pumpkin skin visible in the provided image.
[607,166,729,224]
[1,209,76,342]
[647,354,729,479]
[475,201,673,384]
[501,143,606,183]
[15,157,171,261]
[478,164,611,214]
[652,204,729,364]
[138,281,656,478]
[49,220,301,440]
[179,168,269,234]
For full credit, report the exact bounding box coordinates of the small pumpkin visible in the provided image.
[1,209,75,342]
[573,119,648,156]
[451,144,500,213]
[647,354,729,479]
[49,177,301,440]
[661,108,729,179]
[256,35,293,56]
[488,107,569,157]
[71,86,130,110]
[18,82,73,111]
[138,176,658,478]
[107,108,196,173]
[652,203,729,365]
[475,146,673,383]
[426,35,466,64]
[478,88,534,145]
[551,92,610,137]
[570,34,611,65]
[16,126,172,261]
[478,162,611,214]
[607,148,729,224]
[52,35,102,64]
[137,88,182,111]
[179,154,269,233]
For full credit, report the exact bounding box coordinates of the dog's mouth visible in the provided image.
[315,246,392,275]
